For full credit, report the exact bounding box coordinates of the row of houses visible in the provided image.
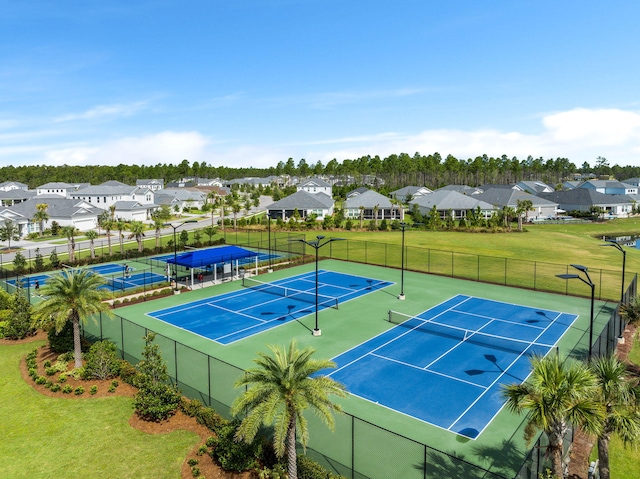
[0,180,217,237]
[265,177,640,221]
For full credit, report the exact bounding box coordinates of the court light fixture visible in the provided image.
[557,264,595,360]
[290,235,345,336]
[601,240,626,339]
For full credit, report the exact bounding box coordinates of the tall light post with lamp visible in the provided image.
[601,239,627,340]
[165,220,197,291]
[290,235,345,336]
[557,263,596,361]
[398,222,408,300]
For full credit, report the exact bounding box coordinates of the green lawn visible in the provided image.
[0,341,199,479]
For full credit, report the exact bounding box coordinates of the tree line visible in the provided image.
[2,154,637,191]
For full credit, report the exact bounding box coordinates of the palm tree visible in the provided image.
[589,354,640,479]
[358,205,365,229]
[373,204,380,228]
[231,341,347,479]
[149,213,164,249]
[128,220,146,252]
[501,206,515,230]
[516,199,534,231]
[102,218,114,256]
[32,203,49,237]
[32,268,111,369]
[503,354,603,478]
[232,202,241,229]
[116,219,127,254]
[85,229,98,259]
[62,226,77,262]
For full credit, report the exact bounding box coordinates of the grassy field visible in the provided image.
[0,341,199,479]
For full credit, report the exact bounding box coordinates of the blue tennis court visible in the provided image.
[325,294,578,439]
[148,270,393,344]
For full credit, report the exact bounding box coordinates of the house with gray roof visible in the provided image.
[343,189,402,220]
[390,186,432,203]
[409,190,494,220]
[474,189,559,220]
[136,179,165,191]
[297,177,332,196]
[154,188,207,211]
[515,180,555,194]
[538,189,634,218]
[70,182,157,220]
[0,188,36,206]
[266,190,334,220]
[578,180,637,196]
[0,197,103,237]
[36,182,88,196]
[436,185,483,195]
[0,181,28,192]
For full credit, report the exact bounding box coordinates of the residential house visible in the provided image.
[390,186,433,203]
[538,189,634,218]
[0,188,36,206]
[345,187,370,199]
[0,181,29,192]
[343,190,402,221]
[266,190,334,220]
[36,182,88,196]
[70,182,157,220]
[436,185,483,195]
[474,189,559,220]
[0,196,103,236]
[136,179,165,191]
[578,180,638,196]
[297,177,332,196]
[409,190,494,220]
[154,188,207,211]
[515,180,555,194]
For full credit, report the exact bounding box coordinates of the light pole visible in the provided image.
[601,240,627,339]
[399,222,408,300]
[165,220,197,291]
[557,263,596,361]
[291,235,345,336]
[267,215,273,273]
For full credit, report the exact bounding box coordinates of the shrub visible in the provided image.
[111,379,119,388]
[4,289,35,339]
[89,385,98,395]
[197,445,208,456]
[43,360,52,368]
[209,422,259,472]
[191,466,201,477]
[35,376,47,385]
[188,458,199,467]
[119,360,142,386]
[47,321,74,354]
[50,384,61,392]
[82,340,121,380]
[297,455,346,479]
[62,385,73,394]
[181,398,227,432]
[74,386,85,395]
[58,375,67,383]
[108,385,116,393]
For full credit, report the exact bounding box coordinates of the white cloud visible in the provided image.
[54,101,149,123]
[305,108,640,167]
[11,107,640,170]
[44,131,210,166]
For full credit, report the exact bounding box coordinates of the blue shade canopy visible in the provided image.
[166,246,258,268]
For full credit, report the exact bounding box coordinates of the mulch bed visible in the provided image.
[10,333,254,479]
[567,323,637,479]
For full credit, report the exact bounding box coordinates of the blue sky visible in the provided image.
[2,1,640,170]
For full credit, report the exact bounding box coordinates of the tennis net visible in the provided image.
[388,310,555,356]
[242,277,339,309]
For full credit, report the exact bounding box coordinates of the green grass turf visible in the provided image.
[102,258,608,479]
[0,341,199,479]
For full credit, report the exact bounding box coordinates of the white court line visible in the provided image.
[447,311,561,434]
[369,352,486,389]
